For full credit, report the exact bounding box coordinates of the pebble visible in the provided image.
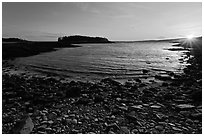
[176,104,195,110]
[130,105,143,110]
[108,131,115,134]
[48,120,54,124]
[72,119,78,124]
[118,106,128,111]
[42,116,48,121]
[94,118,99,122]
[131,129,138,134]
[150,105,161,109]
[172,127,182,131]
[155,125,164,131]
[186,119,193,124]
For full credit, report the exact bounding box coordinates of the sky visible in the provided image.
[2,2,202,41]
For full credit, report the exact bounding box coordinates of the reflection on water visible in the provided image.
[14,41,186,82]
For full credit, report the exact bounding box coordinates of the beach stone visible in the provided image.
[42,115,48,121]
[172,127,182,131]
[118,106,128,111]
[108,131,115,134]
[155,113,166,120]
[11,115,34,134]
[47,120,54,124]
[72,119,78,124]
[150,105,161,109]
[179,111,191,117]
[48,112,57,120]
[155,125,164,131]
[106,123,120,132]
[176,104,195,110]
[131,129,139,134]
[186,119,193,124]
[120,126,130,134]
[130,105,143,110]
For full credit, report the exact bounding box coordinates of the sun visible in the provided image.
[186,34,194,40]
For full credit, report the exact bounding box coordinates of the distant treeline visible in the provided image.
[58,35,111,44]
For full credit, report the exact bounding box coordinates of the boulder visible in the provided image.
[11,115,34,134]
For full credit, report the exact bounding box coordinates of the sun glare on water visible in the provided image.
[186,34,194,40]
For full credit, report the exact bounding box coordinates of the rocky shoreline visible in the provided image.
[2,41,202,134]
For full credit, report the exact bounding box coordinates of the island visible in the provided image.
[58,35,112,44]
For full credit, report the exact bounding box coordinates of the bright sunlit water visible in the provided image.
[13,41,186,82]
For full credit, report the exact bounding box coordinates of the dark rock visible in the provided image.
[101,78,120,86]
[190,113,202,120]
[155,75,172,81]
[11,115,34,134]
[190,90,202,104]
[74,98,90,105]
[134,78,142,83]
[66,86,81,97]
[162,82,169,86]
[142,69,149,74]
[94,95,104,103]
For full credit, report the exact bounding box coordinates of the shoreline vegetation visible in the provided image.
[2,36,202,134]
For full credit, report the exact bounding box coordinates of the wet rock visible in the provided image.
[11,115,34,134]
[66,86,81,97]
